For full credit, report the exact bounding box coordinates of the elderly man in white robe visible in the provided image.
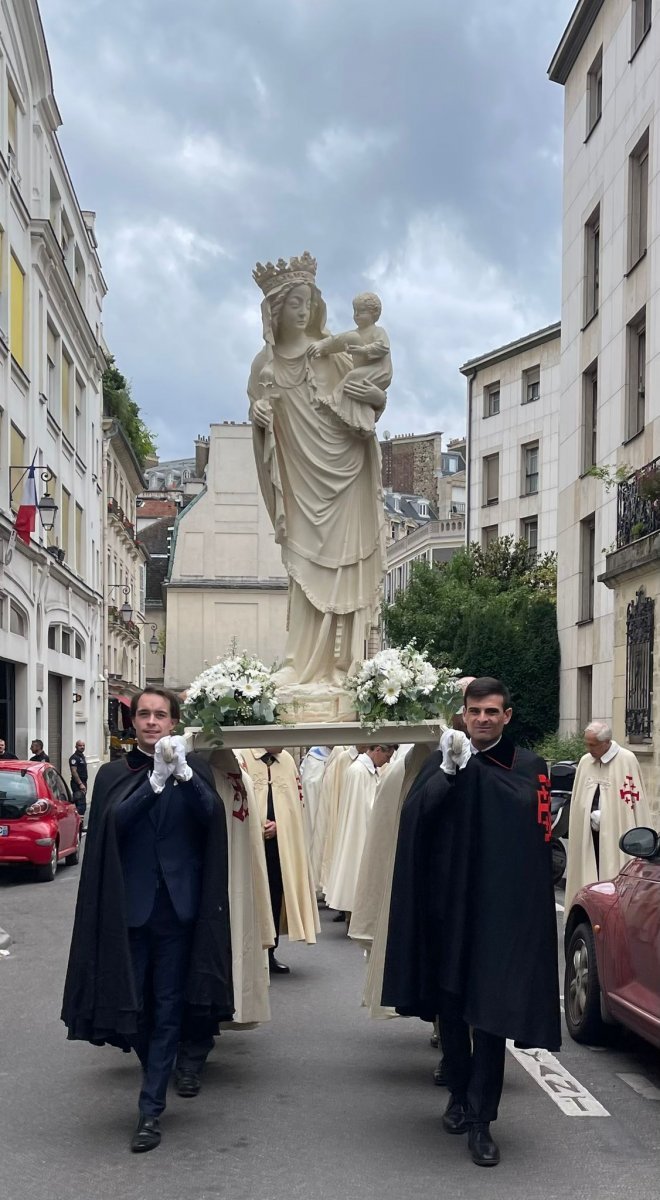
[325,745,398,924]
[565,720,653,913]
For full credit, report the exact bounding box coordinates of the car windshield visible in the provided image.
[0,772,38,819]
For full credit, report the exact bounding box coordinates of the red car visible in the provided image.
[564,825,660,1049]
[0,761,82,882]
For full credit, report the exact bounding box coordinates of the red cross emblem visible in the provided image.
[537,773,552,842]
[228,772,249,821]
[620,775,640,808]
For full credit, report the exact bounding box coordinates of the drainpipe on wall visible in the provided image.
[465,372,476,546]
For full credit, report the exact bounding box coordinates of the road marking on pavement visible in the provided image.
[617,1073,660,1100]
[555,902,564,912]
[507,1042,610,1116]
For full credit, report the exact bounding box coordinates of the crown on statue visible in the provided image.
[252,251,318,297]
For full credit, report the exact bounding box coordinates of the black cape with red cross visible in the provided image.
[382,736,561,1050]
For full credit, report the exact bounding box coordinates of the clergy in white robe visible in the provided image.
[325,746,397,917]
[565,721,653,914]
[242,749,320,956]
[202,749,275,1026]
[312,746,365,894]
[299,746,331,848]
[360,745,432,1017]
[349,745,424,946]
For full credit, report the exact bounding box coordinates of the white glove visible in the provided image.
[590,809,601,832]
[170,734,193,783]
[439,729,471,775]
[150,739,176,793]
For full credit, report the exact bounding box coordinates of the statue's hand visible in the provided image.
[308,340,328,359]
[343,378,385,410]
[251,398,273,428]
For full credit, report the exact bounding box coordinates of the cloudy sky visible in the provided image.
[41,0,575,461]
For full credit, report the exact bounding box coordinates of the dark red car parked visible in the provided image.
[0,761,82,882]
[564,826,660,1049]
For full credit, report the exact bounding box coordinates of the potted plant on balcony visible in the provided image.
[637,467,660,504]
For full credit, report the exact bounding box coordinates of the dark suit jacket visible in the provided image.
[115,769,215,926]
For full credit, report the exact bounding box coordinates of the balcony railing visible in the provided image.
[108,496,142,550]
[617,457,660,548]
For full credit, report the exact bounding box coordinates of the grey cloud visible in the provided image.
[43,0,574,457]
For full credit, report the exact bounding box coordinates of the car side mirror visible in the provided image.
[619,827,659,859]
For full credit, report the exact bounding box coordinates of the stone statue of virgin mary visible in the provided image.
[247,253,387,705]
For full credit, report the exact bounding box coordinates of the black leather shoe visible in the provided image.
[332,911,346,923]
[130,1114,161,1153]
[442,1096,468,1135]
[433,1057,449,1087]
[175,1069,201,1098]
[268,956,290,974]
[468,1123,500,1166]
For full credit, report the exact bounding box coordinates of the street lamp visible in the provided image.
[133,614,160,651]
[9,465,59,530]
[108,584,133,624]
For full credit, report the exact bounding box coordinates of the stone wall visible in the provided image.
[380,434,442,507]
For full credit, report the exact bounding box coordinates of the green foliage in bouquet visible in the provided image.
[347,643,462,729]
[183,650,279,744]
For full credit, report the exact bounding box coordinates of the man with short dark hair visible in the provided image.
[0,738,18,760]
[384,677,559,1169]
[29,739,49,762]
[62,687,233,1154]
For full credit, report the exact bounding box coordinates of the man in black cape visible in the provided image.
[61,687,233,1153]
[382,677,560,1168]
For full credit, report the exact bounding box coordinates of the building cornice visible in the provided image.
[165,578,288,592]
[548,0,605,84]
[2,0,61,130]
[459,321,561,376]
[103,419,148,493]
[31,220,106,372]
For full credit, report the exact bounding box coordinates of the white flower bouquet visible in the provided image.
[183,650,279,743]
[347,643,463,727]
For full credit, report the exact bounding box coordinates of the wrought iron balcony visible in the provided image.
[617,457,660,548]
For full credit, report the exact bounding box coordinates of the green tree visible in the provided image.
[102,356,157,468]
[383,539,560,746]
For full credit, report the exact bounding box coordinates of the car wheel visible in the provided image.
[551,839,567,885]
[35,841,58,883]
[564,921,605,1044]
[64,830,80,866]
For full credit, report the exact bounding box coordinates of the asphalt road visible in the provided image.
[1,862,660,1200]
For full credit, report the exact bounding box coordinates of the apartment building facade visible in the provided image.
[0,1,106,772]
[550,0,660,809]
[461,324,561,558]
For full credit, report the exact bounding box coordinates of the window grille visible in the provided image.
[625,587,654,739]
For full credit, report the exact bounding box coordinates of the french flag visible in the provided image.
[15,462,38,546]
